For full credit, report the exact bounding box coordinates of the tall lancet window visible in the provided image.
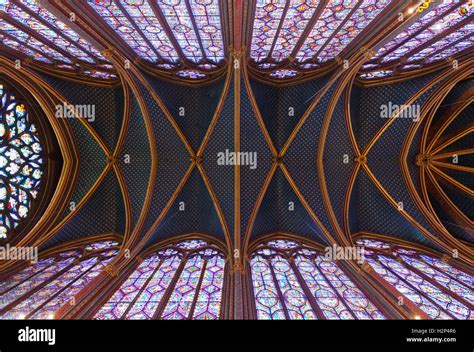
[86,0,226,79]
[249,0,391,79]
[0,0,116,79]
[249,239,386,320]
[360,1,473,78]
[356,239,473,320]
[95,239,226,320]
[0,240,119,319]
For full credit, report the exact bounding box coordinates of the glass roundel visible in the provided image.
[0,83,44,238]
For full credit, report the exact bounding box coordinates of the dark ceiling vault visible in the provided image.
[0,1,472,293]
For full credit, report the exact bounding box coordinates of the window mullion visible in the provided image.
[374,255,456,320]
[0,258,79,316]
[151,255,188,320]
[0,259,55,296]
[25,258,101,319]
[418,255,472,290]
[399,256,473,309]
[268,257,290,320]
[120,258,165,320]
[289,257,326,320]
[313,258,356,319]
[187,259,208,320]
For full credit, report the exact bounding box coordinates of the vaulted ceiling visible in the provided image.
[0,0,472,274]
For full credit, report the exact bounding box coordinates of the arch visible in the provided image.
[0,239,120,319]
[356,237,473,320]
[94,236,229,320]
[247,236,387,320]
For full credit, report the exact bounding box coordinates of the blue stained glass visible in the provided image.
[87,0,225,69]
[0,84,44,238]
[250,0,287,63]
[2,2,99,64]
[250,255,286,320]
[378,255,471,320]
[87,0,160,62]
[95,239,226,320]
[0,243,118,320]
[296,0,358,63]
[399,254,473,306]
[0,0,117,79]
[366,256,452,320]
[359,70,393,79]
[0,18,72,64]
[189,0,225,63]
[381,5,473,64]
[358,240,474,321]
[319,0,391,62]
[372,1,458,60]
[250,240,385,320]
[425,35,473,63]
[156,0,203,63]
[270,1,322,62]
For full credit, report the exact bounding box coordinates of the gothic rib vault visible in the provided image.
[0,0,472,319]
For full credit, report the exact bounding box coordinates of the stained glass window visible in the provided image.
[270,69,298,79]
[0,240,119,319]
[424,35,473,63]
[0,83,44,238]
[249,0,391,78]
[0,1,115,79]
[358,70,393,79]
[95,239,226,320]
[318,0,391,63]
[250,239,386,320]
[87,0,225,79]
[380,5,472,64]
[250,0,321,63]
[371,1,458,61]
[362,1,474,79]
[296,0,357,63]
[356,239,473,320]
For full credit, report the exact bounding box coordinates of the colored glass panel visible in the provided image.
[95,240,225,320]
[271,0,321,62]
[372,1,458,60]
[367,256,452,320]
[0,17,72,63]
[374,255,471,319]
[126,255,181,320]
[2,2,98,64]
[87,0,159,62]
[250,240,386,320]
[192,254,225,320]
[0,245,117,320]
[250,0,286,63]
[314,256,385,319]
[0,84,44,238]
[425,35,473,63]
[250,254,286,320]
[189,0,225,63]
[398,254,473,309]
[0,256,76,311]
[381,6,472,63]
[420,255,473,289]
[296,0,358,62]
[161,255,205,319]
